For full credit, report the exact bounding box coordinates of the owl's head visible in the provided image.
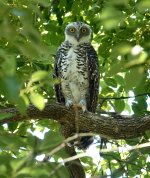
[65,22,92,45]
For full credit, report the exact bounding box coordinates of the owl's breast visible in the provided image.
[60,46,89,103]
[62,47,88,82]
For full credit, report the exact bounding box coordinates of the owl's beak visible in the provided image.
[76,34,80,42]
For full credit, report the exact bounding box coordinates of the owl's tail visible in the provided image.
[77,136,94,150]
[72,105,94,149]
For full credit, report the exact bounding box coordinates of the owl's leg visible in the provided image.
[79,82,88,112]
[61,80,73,108]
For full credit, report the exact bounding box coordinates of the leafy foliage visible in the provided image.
[0,0,150,177]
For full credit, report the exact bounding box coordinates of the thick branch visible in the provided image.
[0,103,150,139]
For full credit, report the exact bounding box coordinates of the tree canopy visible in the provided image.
[0,0,150,178]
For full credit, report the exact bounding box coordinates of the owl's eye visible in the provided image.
[81,28,87,33]
[69,28,75,33]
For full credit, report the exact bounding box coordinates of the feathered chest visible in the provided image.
[60,46,88,81]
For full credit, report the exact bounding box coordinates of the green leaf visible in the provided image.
[1,54,16,75]
[136,0,150,13]
[16,96,28,114]
[105,78,117,88]
[30,71,48,83]
[59,0,66,8]
[48,45,58,55]
[8,122,18,132]
[10,158,27,173]
[132,97,147,116]
[0,113,15,121]
[0,76,20,104]
[18,166,49,177]
[0,165,7,175]
[114,99,125,113]
[0,133,25,151]
[126,138,140,146]
[115,75,125,86]
[106,61,126,76]
[0,153,12,166]
[36,0,50,7]
[110,43,131,58]
[16,42,40,59]
[100,7,125,30]
[145,131,150,138]
[30,93,45,110]
[124,67,145,91]
[101,86,114,96]
[39,131,64,151]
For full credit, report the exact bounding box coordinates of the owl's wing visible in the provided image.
[78,45,100,149]
[86,45,100,113]
[53,47,65,104]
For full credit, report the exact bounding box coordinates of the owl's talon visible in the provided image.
[82,106,87,113]
[79,99,87,113]
[65,99,73,108]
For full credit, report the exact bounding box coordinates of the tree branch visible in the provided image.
[0,103,150,139]
[1,103,150,178]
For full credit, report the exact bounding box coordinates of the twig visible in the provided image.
[99,142,150,154]
[99,92,150,100]
[49,152,88,177]
[47,133,95,156]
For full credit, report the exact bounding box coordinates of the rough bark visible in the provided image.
[1,103,150,139]
[0,103,150,178]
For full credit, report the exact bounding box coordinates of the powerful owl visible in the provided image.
[53,22,99,149]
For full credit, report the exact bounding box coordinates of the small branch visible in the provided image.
[99,142,150,153]
[49,145,86,178]
[0,103,150,139]
[48,133,94,156]
[99,92,150,100]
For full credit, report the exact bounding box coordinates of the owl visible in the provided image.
[53,22,100,149]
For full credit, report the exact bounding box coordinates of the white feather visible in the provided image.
[65,35,91,46]
[62,46,88,103]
